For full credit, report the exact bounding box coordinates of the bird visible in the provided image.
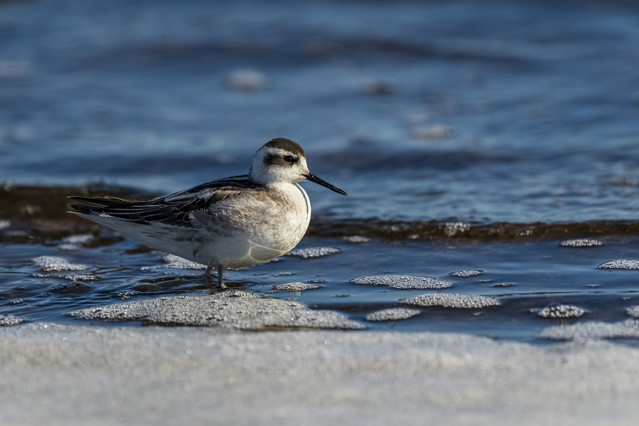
[68,138,346,287]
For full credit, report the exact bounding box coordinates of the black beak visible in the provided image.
[304,173,347,196]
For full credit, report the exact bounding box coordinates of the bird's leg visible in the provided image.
[217,265,226,289]
[205,264,226,288]
[205,265,216,287]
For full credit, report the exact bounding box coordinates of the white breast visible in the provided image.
[186,181,312,269]
[266,182,311,249]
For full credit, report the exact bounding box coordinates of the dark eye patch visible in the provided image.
[264,153,299,167]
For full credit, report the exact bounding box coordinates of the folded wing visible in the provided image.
[68,175,263,228]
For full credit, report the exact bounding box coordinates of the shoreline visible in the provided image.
[2,322,639,425]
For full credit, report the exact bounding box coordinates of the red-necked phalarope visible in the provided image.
[69,138,346,287]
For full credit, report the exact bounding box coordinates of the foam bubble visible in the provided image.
[69,290,365,330]
[450,270,483,278]
[365,308,421,322]
[560,239,603,248]
[342,236,371,244]
[32,256,89,272]
[626,306,639,318]
[59,234,94,249]
[597,259,639,270]
[536,304,586,319]
[0,314,23,326]
[400,293,501,309]
[288,247,341,259]
[62,274,98,282]
[62,234,94,244]
[412,124,456,140]
[117,290,140,300]
[491,282,514,288]
[227,69,265,91]
[350,275,452,290]
[444,222,471,237]
[273,282,321,292]
[540,319,639,340]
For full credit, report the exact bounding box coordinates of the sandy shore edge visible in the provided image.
[2,322,639,425]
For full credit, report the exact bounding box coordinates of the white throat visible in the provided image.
[249,147,309,186]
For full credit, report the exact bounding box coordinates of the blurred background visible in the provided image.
[2,0,639,224]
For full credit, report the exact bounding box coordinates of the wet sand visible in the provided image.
[2,293,639,425]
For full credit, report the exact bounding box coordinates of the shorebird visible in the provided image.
[69,138,346,287]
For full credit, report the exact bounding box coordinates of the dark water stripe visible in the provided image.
[2,184,639,242]
[307,219,639,241]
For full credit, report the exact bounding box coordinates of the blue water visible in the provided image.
[2,0,639,342]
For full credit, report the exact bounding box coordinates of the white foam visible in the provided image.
[626,306,639,318]
[342,236,371,244]
[0,219,10,230]
[62,274,98,282]
[69,290,365,330]
[273,282,321,292]
[59,234,94,249]
[411,124,456,140]
[540,319,639,340]
[117,290,140,300]
[32,256,89,272]
[536,304,586,319]
[62,234,94,244]
[365,308,422,322]
[560,239,603,248]
[400,293,501,309]
[444,222,471,237]
[288,247,341,259]
[598,259,639,270]
[450,269,483,278]
[0,314,23,326]
[227,69,266,91]
[351,275,453,290]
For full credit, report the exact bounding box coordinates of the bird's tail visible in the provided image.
[68,195,136,215]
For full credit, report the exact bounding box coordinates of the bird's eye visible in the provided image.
[283,155,297,164]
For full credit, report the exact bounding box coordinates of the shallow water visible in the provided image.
[3,185,639,343]
[2,0,639,343]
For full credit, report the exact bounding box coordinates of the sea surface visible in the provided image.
[2,0,639,343]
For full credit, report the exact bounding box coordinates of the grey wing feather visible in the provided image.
[69,175,263,228]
